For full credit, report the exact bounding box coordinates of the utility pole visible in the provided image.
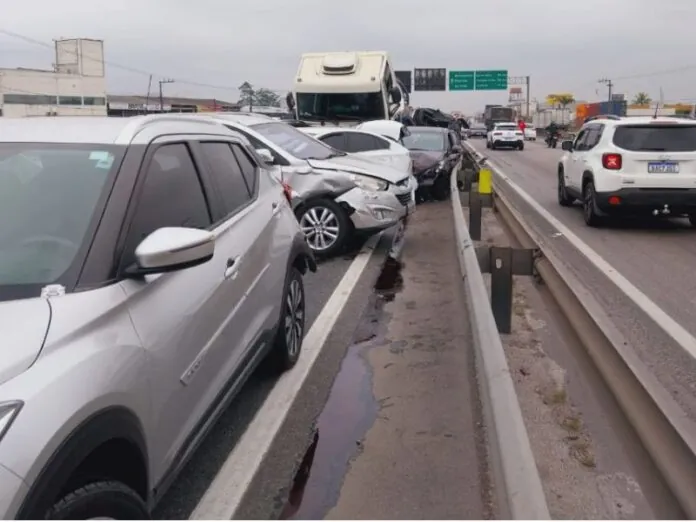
[158,78,174,113]
[599,78,614,101]
[144,74,153,114]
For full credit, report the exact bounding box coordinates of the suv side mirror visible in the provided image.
[256,148,275,165]
[130,227,215,276]
[561,140,573,151]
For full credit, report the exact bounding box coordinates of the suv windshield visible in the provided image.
[296,92,386,121]
[402,131,446,152]
[251,122,340,160]
[613,124,696,152]
[0,144,121,297]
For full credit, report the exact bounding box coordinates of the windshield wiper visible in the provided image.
[637,147,667,151]
[325,151,346,158]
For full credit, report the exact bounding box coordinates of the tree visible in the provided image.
[632,92,652,105]
[237,82,281,108]
[546,93,575,124]
[253,88,281,107]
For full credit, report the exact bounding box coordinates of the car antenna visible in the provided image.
[653,87,664,119]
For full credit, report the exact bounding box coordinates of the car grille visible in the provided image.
[396,192,412,206]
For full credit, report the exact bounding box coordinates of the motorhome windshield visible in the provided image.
[296,92,386,121]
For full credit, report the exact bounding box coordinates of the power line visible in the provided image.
[0,28,288,94]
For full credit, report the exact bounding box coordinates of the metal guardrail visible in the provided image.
[460,140,696,518]
[449,162,551,519]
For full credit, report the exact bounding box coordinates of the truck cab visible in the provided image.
[289,51,407,125]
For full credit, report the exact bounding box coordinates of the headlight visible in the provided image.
[0,401,22,442]
[349,173,388,191]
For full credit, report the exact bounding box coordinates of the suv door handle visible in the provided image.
[224,257,239,279]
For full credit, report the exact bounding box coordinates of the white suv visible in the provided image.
[557,116,696,227]
[486,122,524,150]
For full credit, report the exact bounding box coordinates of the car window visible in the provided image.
[231,144,259,194]
[583,125,603,150]
[573,129,588,150]
[401,131,446,152]
[321,133,348,151]
[612,124,696,152]
[122,143,211,269]
[200,142,253,218]
[495,124,517,131]
[345,132,389,152]
[0,144,122,290]
[251,122,336,160]
[223,125,287,166]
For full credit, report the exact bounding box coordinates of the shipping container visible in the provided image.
[586,102,601,118]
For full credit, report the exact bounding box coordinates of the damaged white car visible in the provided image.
[195,114,416,257]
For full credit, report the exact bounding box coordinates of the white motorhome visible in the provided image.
[288,51,408,124]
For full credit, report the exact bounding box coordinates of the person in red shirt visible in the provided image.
[518,119,526,133]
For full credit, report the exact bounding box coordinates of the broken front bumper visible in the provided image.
[336,184,415,231]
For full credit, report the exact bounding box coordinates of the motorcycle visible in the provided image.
[546,133,558,148]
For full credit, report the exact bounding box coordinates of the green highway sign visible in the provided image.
[474,70,508,90]
[449,70,475,91]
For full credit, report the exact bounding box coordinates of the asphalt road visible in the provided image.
[468,138,696,422]
[153,234,394,519]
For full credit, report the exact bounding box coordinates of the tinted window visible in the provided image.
[200,142,252,216]
[122,144,211,267]
[231,145,258,194]
[401,131,446,152]
[495,124,517,131]
[613,124,696,152]
[584,125,603,149]
[321,133,348,151]
[0,144,121,291]
[252,122,337,160]
[345,132,389,152]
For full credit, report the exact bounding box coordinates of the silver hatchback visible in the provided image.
[0,115,315,518]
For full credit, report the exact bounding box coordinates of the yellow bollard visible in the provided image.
[478,167,492,195]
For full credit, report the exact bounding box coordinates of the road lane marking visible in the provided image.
[190,234,381,520]
[467,140,696,359]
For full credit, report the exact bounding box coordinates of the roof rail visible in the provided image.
[584,114,622,124]
[115,113,225,144]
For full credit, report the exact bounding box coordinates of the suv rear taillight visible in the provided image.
[602,153,622,170]
[282,181,293,204]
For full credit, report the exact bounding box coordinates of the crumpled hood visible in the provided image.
[307,155,408,184]
[0,298,50,385]
[409,150,445,174]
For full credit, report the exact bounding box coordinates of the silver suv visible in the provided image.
[0,115,316,519]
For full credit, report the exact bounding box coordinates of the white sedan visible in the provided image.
[523,126,537,140]
[300,126,413,174]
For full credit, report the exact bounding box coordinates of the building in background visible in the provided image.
[106,95,239,116]
[0,38,107,118]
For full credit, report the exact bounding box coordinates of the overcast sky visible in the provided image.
[2,0,696,112]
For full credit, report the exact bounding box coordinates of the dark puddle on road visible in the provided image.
[280,254,405,520]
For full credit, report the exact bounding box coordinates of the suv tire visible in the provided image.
[266,267,305,373]
[557,171,574,206]
[46,480,149,520]
[296,198,350,258]
[582,181,603,227]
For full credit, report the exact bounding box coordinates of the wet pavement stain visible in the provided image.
[280,254,405,520]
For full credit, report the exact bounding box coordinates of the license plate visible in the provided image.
[648,161,679,173]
